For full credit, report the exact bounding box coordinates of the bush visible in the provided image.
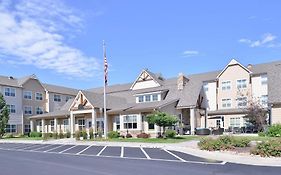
[42,133,49,140]
[258,131,266,137]
[165,130,176,138]
[66,131,71,138]
[251,139,281,157]
[108,131,119,139]
[5,133,14,138]
[89,128,94,139]
[137,133,150,138]
[30,131,42,137]
[198,136,250,151]
[81,130,87,140]
[126,133,132,138]
[75,130,81,140]
[53,132,58,139]
[266,124,281,137]
[59,132,64,139]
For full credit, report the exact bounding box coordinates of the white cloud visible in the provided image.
[0,0,101,78]
[239,33,280,48]
[182,50,199,57]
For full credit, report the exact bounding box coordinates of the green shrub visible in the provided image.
[42,133,49,140]
[30,131,42,137]
[137,133,150,138]
[66,131,71,138]
[5,133,14,138]
[59,132,64,139]
[81,130,87,140]
[75,130,81,140]
[108,131,120,139]
[165,130,176,138]
[258,131,266,137]
[53,132,58,139]
[198,136,250,151]
[251,139,281,157]
[266,124,281,137]
[89,128,94,139]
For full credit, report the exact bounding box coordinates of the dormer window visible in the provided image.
[136,92,161,103]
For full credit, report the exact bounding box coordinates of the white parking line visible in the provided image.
[44,145,64,152]
[163,149,186,162]
[76,145,92,155]
[120,147,124,158]
[21,144,43,150]
[32,144,52,151]
[97,146,107,156]
[59,145,77,154]
[10,144,32,149]
[140,147,151,159]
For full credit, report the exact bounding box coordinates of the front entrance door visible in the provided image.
[96,118,104,134]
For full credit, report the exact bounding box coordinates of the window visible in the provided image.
[261,75,268,85]
[36,92,43,100]
[230,117,240,127]
[54,94,61,102]
[148,123,155,130]
[145,95,151,102]
[261,95,268,107]
[4,87,15,97]
[203,83,208,91]
[152,94,159,101]
[66,96,72,102]
[24,125,30,133]
[50,120,55,132]
[78,119,85,131]
[63,119,69,132]
[5,124,16,133]
[222,81,231,91]
[138,96,144,103]
[24,106,32,115]
[7,104,16,113]
[115,116,120,130]
[123,115,137,129]
[36,107,44,114]
[216,120,221,128]
[23,91,32,100]
[237,79,247,89]
[222,99,231,108]
[237,97,247,107]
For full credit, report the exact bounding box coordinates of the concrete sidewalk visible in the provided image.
[1,138,281,167]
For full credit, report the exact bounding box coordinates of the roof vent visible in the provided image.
[247,64,253,69]
[8,76,14,80]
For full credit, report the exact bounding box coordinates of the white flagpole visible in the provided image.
[103,40,108,139]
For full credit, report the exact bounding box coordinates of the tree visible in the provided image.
[146,112,178,137]
[0,93,9,138]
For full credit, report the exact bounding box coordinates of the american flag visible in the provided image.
[104,45,108,86]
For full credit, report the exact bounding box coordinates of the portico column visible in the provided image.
[41,119,45,133]
[54,118,58,132]
[92,108,97,133]
[30,120,34,132]
[190,108,195,135]
[70,111,75,137]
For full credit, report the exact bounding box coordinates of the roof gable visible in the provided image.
[69,91,94,111]
[216,59,252,79]
[130,69,162,90]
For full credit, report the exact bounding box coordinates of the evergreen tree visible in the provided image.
[0,93,9,138]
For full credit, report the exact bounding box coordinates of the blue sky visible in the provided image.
[0,0,280,90]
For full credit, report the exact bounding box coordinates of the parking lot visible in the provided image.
[0,142,221,164]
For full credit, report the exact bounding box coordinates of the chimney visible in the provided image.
[177,73,188,90]
[247,64,253,70]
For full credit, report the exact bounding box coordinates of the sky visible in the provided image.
[0,0,280,90]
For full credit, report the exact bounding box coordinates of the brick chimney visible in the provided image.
[177,73,188,90]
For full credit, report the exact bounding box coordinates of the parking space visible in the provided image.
[0,143,222,164]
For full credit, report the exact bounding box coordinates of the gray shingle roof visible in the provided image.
[42,83,79,96]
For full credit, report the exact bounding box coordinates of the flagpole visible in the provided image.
[103,40,108,139]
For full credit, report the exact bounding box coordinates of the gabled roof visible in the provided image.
[42,83,79,96]
[130,69,163,90]
[216,59,252,79]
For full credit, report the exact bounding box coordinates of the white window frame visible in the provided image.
[24,106,32,115]
[63,119,69,132]
[221,81,231,91]
[237,97,247,108]
[115,116,120,130]
[260,95,268,107]
[54,94,61,102]
[152,94,159,101]
[222,98,231,108]
[4,87,16,97]
[5,124,17,133]
[50,120,55,132]
[77,119,85,131]
[136,93,161,103]
[23,91,32,100]
[35,107,44,115]
[7,104,16,114]
[35,92,43,101]
[123,115,138,130]
[230,117,241,127]
[237,79,247,89]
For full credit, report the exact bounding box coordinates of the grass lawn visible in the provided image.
[89,135,203,143]
[1,136,43,140]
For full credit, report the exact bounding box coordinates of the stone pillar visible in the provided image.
[41,119,45,133]
[70,112,74,137]
[190,108,195,135]
[30,120,34,132]
[92,108,97,133]
[54,118,58,133]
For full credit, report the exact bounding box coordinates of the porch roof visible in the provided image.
[29,110,70,119]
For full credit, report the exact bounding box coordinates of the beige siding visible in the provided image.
[272,107,281,124]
